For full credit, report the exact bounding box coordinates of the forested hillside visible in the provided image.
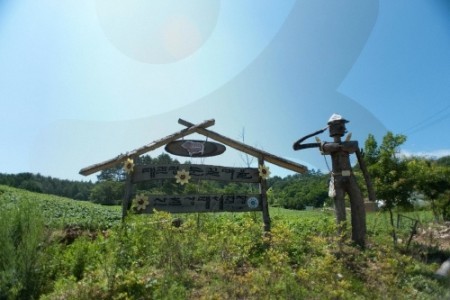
[0,172,94,200]
[1,150,449,219]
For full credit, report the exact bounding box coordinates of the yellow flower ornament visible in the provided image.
[258,164,271,179]
[134,194,149,211]
[123,158,134,174]
[175,169,191,185]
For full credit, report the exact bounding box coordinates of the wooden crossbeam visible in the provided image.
[178,119,307,174]
[79,119,215,176]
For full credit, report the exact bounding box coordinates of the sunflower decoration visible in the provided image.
[258,164,271,180]
[175,169,191,185]
[133,194,149,211]
[123,158,135,174]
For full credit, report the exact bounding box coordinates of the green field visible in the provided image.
[0,184,121,230]
[0,185,449,299]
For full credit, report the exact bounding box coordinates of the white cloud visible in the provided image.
[401,149,450,159]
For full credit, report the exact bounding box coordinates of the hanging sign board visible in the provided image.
[135,194,262,214]
[132,164,260,183]
[165,140,226,157]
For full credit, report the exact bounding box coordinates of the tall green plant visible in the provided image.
[0,195,46,299]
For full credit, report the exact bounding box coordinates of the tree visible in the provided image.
[97,164,126,182]
[89,181,124,205]
[18,180,43,193]
[364,132,413,243]
[436,155,450,167]
[408,157,450,221]
[365,132,411,208]
[269,171,328,210]
[363,134,380,166]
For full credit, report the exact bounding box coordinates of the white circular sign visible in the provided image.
[247,197,259,209]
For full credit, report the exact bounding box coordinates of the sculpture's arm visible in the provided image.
[292,126,328,151]
[293,142,320,151]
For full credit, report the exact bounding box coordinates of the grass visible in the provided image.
[0,185,449,299]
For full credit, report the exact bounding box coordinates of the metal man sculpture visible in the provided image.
[293,114,375,248]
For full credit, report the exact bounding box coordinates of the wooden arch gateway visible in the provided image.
[79,119,308,231]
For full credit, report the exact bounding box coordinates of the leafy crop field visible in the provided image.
[0,185,121,230]
[0,185,449,299]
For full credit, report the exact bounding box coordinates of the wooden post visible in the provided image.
[122,173,133,221]
[259,158,271,232]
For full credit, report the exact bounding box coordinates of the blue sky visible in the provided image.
[0,0,449,181]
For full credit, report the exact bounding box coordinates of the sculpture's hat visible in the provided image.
[328,113,349,124]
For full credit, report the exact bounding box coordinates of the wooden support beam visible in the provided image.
[79,119,215,176]
[259,158,271,232]
[122,174,133,220]
[178,118,307,174]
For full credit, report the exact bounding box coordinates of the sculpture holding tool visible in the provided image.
[293,114,375,248]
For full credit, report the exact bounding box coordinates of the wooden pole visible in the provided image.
[122,173,133,221]
[259,158,271,232]
[178,119,307,174]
